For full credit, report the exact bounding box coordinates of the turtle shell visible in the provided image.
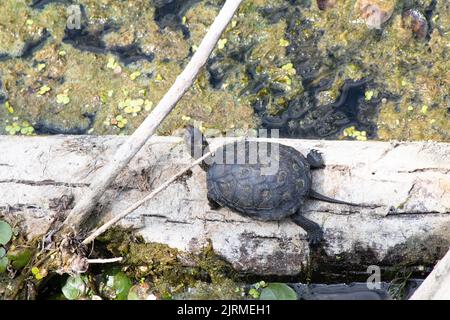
[207,141,312,221]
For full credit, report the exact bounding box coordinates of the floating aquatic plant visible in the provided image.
[421,105,428,114]
[119,98,144,115]
[281,63,296,75]
[144,100,153,112]
[113,115,128,129]
[31,267,44,280]
[62,275,90,300]
[37,85,51,95]
[98,270,132,300]
[5,122,21,135]
[4,101,14,114]
[279,38,289,47]
[0,220,13,274]
[106,57,119,69]
[343,126,368,141]
[20,121,35,135]
[259,283,297,300]
[7,247,32,270]
[0,220,12,246]
[365,90,375,101]
[56,92,70,105]
[0,247,7,274]
[130,71,141,80]
[217,38,228,49]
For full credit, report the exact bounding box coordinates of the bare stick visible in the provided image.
[410,248,450,300]
[87,257,123,264]
[82,150,214,245]
[62,0,243,231]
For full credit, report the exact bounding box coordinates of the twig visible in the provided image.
[62,0,244,232]
[410,247,450,300]
[87,257,123,264]
[82,150,215,245]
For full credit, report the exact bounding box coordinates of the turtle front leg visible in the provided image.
[306,149,325,169]
[291,211,324,246]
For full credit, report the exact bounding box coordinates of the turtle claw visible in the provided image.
[307,149,325,169]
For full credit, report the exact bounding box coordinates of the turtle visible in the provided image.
[184,125,359,246]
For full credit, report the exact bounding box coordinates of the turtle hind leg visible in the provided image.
[207,195,222,210]
[291,211,324,247]
[307,149,325,169]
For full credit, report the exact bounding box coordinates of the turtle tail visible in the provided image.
[309,190,359,206]
[184,125,211,171]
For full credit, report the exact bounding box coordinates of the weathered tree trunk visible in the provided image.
[1,136,449,276]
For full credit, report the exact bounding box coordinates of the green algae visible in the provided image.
[0,0,257,136]
[97,228,242,299]
[304,0,449,141]
[0,0,446,140]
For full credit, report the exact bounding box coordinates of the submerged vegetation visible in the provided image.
[0,0,447,140]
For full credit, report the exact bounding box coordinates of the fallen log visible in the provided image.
[1,135,449,276]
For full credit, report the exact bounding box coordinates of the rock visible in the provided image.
[402,9,429,40]
[317,0,336,11]
[355,0,395,29]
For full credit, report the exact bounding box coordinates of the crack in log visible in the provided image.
[303,207,372,215]
[0,203,46,212]
[242,234,282,241]
[397,168,450,174]
[0,179,90,188]
[0,163,13,167]
[375,142,400,162]
[166,219,192,225]
[201,217,253,224]
[325,164,350,172]
[142,213,253,224]
[141,213,193,225]
[386,211,450,216]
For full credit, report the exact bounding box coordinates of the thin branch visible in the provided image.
[82,150,215,245]
[62,0,244,232]
[87,257,123,264]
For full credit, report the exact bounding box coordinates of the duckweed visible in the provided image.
[56,92,70,105]
[217,38,228,49]
[279,38,289,47]
[5,122,21,135]
[342,126,368,141]
[130,71,141,81]
[31,266,46,280]
[114,115,128,129]
[5,121,34,136]
[365,90,374,101]
[37,85,51,95]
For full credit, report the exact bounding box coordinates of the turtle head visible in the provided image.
[184,125,210,161]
